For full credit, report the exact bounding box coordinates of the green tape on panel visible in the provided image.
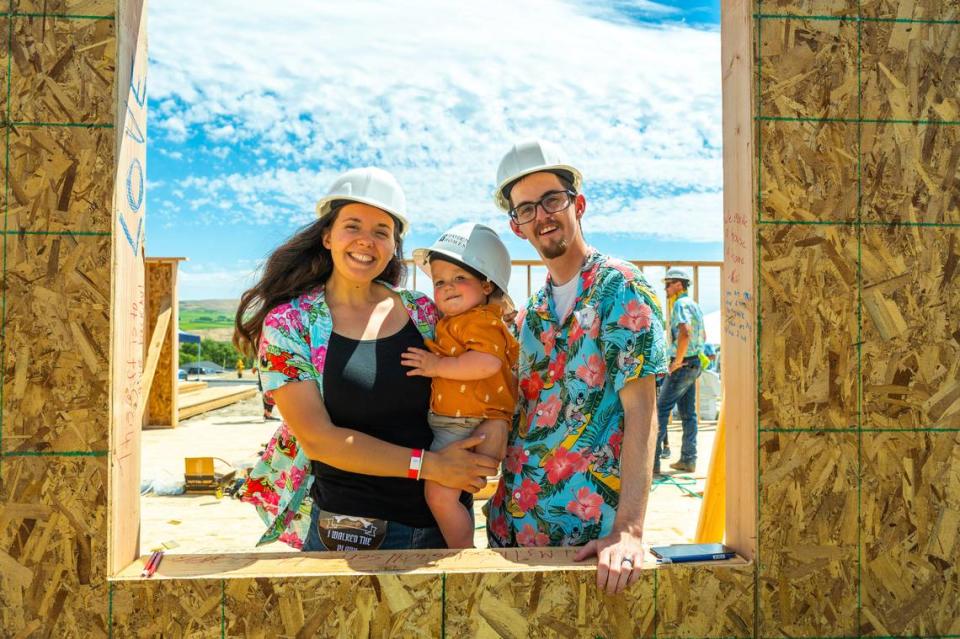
[0,229,112,236]
[757,115,960,126]
[11,121,114,128]
[9,12,115,20]
[756,13,960,25]
[758,220,960,228]
[2,450,109,457]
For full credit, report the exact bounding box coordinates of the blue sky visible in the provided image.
[145,0,723,317]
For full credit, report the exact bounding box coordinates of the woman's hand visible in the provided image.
[421,434,500,492]
[402,347,442,377]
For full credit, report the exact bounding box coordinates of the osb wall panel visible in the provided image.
[2,234,110,453]
[224,575,442,639]
[755,1,960,635]
[145,262,176,427]
[7,125,114,233]
[445,570,654,639]
[10,16,115,124]
[861,432,960,635]
[760,0,856,16]
[0,17,7,117]
[759,16,858,119]
[861,20,960,121]
[760,120,858,222]
[861,227,960,429]
[12,0,114,14]
[766,0,960,20]
[111,579,223,639]
[758,432,859,636]
[656,565,754,638]
[0,456,109,638]
[759,225,858,429]
[862,121,960,225]
[862,1,960,21]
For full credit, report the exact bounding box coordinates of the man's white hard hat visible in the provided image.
[315,167,410,237]
[664,267,692,283]
[413,223,513,306]
[494,139,583,212]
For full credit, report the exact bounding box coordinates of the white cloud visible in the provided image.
[179,262,261,300]
[158,114,188,143]
[149,0,722,242]
[586,191,723,242]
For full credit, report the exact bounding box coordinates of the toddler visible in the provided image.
[401,222,518,548]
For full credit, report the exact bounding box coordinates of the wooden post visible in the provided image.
[109,0,148,578]
[720,0,756,559]
[144,257,186,429]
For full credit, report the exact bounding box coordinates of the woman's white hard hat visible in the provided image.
[315,167,410,237]
[413,223,513,306]
[494,139,583,212]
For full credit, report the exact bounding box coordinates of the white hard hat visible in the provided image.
[315,167,410,237]
[413,223,513,306]
[494,139,583,211]
[664,267,692,283]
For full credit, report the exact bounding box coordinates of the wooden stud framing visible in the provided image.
[143,257,185,429]
[720,0,757,561]
[107,0,147,579]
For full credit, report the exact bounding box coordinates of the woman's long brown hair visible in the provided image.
[233,206,407,357]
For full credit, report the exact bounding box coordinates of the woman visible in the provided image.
[235,167,498,551]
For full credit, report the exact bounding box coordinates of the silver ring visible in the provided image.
[621,557,634,568]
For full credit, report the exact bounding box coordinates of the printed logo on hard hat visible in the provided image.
[438,232,468,249]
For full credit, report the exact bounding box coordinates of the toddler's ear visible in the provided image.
[491,290,516,319]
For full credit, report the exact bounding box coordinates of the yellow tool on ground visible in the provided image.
[695,404,725,542]
[183,457,237,499]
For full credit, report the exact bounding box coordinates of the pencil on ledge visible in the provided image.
[140,551,163,578]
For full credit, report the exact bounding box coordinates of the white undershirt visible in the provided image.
[551,275,579,322]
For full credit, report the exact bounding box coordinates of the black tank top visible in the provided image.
[315,320,436,527]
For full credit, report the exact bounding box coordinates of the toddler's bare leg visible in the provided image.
[473,418,509,461]
[426,480,475,548]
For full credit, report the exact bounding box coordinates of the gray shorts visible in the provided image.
[428,412,484,451]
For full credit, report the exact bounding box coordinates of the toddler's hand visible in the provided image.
[401,347,442,377]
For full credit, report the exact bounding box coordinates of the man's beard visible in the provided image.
[541,238,568,259]
[536,220,569,259]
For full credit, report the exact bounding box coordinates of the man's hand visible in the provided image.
[573,529,645,595]
[669,359,683,373]
[401,347,443,377]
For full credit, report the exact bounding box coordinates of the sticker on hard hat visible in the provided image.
[438,233,468,248]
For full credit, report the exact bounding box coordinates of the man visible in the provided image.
[485,140,667,595]
[654,268,706,475]
[704,343,719,373]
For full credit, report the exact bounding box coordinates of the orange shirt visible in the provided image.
[426,304,519,421]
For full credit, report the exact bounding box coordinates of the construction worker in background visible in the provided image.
[252,366,279,421]
[704,343,719,373]
[485,139,667,595]
[654,268,706,475]
[236,356,245,378]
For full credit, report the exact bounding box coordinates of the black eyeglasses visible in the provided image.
[508,189,576,225]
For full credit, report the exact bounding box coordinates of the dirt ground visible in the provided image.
[141,388,718,555]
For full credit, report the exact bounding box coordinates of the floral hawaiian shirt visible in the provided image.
[668,291,706,360]
[240,283,437,548]
[487,250,667,547]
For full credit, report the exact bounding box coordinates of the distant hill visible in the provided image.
[179,300,239,342]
